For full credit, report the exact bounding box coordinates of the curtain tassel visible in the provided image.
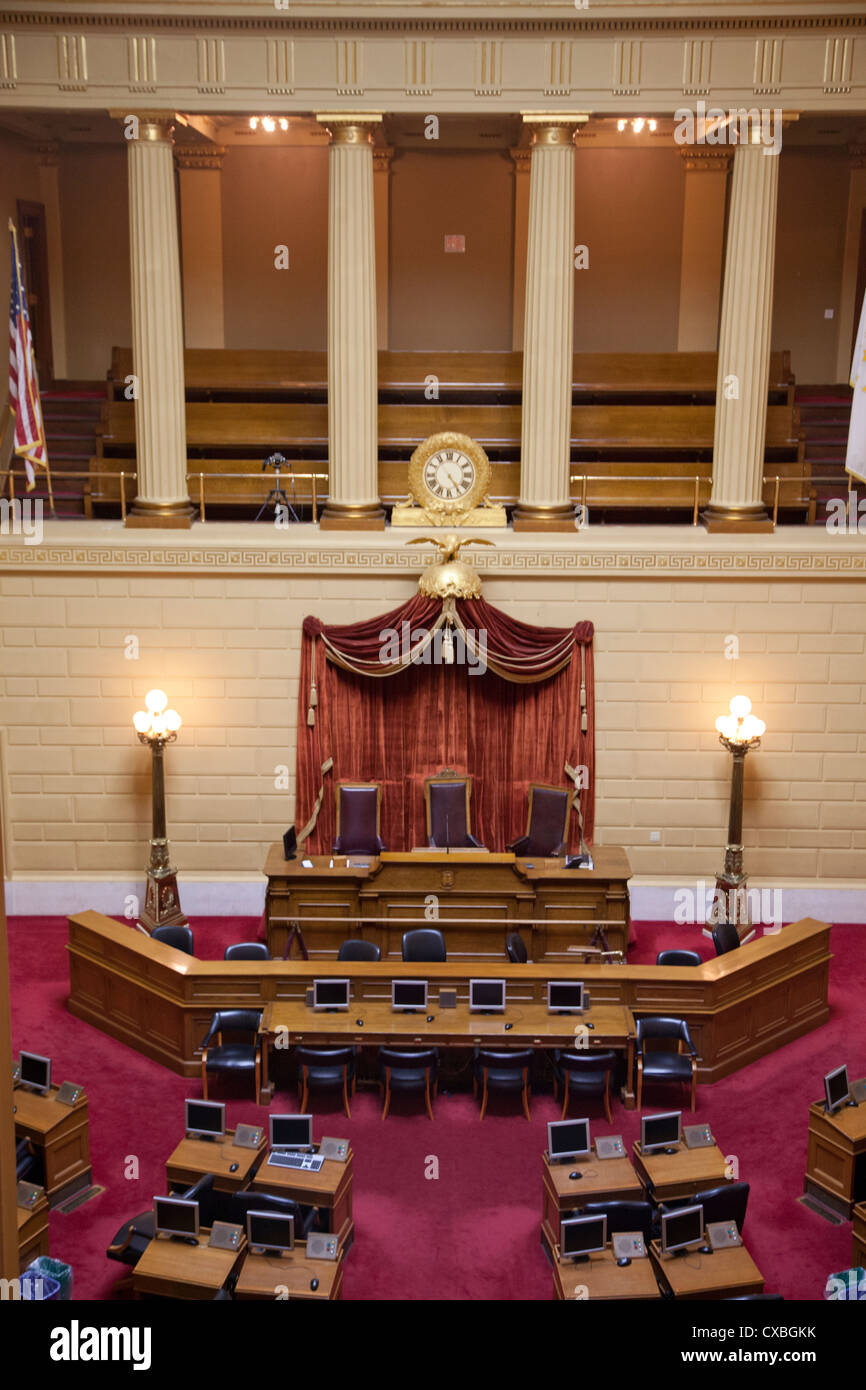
[307,636,318,725]
[442,624,454,665]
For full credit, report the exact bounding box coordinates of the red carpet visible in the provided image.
[8,915,864,1300]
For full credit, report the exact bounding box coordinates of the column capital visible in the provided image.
[36,140,61,167]
[174,145,226,171]
[521,111,590,146]
[679,147,732,174]
[847,142,866,169]
[110,111,176,144]
[315,112,384,145]
[509,146,533,173]
[371,145,395,174]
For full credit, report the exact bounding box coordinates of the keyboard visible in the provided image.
[267,1151,325,1172]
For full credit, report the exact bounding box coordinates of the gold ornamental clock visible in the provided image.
[391,432,507,527]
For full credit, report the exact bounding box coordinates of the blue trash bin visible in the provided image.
[19,1271,61,1300]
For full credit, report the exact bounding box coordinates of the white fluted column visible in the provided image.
[317,113,384,530]
[703,138,780,532]
[122,114,193,528]
[514,114,587,532]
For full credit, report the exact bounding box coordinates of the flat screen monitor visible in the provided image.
[270,1113,313,1151]
[313,978,350,1011]
[153,1196,200,1239]
[640,1111,682,1153]
[661,1204,704,1256]
[247,1211,294,1256]
[824,1064,851,1114]
[392,980,428,1013]
[547,981,585,1014]
[19,1051,51,1094]
[185,1098,226,1140]
[547,1118,591,1163]
[469,979,506,1014]
[561,1214,606,1261]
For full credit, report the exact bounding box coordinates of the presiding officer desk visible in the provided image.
[67,913,831,1102]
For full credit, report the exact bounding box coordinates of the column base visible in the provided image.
[126,499,196,530]
[701,503,773,534]
[512,502,576,533]
[319,502,386,531]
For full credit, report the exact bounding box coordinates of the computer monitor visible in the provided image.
[469,979,506,1014]
[153,1196,200,1240]
[547,981,585,1014]
[661,1204,704,1256]
[824,1064,851,1114]
[18,1051,51,1094]
[561,1214,606,1263]
[185,1098,226,1141]
[247,1211,295,1256]
[392,980,428,1013]
[270,1113,314,1151]
[312,978,350,1011]
[640,1111,682,1154]
[547,1118,591,1164]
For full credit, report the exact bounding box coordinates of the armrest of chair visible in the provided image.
[199,1015,221,1049]
[467,834,484,849]
[507,835,530,855]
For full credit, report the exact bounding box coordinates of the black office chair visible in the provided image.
[402,927,446,963]
[223,1189,317,1240]
[581,1199,654,1244]
[712,922,741,956]
[505,932,528,964]
[338,939,381,962]
[553,1049,617,1123]
[474,1048,533,1121]
[656,949,702,967]
[295,1044,355,1120]
[16,1137,39,1183]
[726,1293,784,1301]
[224,942,270,961]
[151,924,194,955]
[635,1015,698,1112]
[691,1181,750,1231]
[107,1174,215,1270]
[378,1046,439,1120]
[200,1009,263,1105]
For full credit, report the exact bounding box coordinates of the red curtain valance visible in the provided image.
[296,595,595,853]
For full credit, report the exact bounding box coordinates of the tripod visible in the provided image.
[255,453,300,524]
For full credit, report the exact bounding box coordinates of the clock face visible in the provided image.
[423,448,476,502]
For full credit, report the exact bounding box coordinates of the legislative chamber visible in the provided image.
[0,0,865,1341]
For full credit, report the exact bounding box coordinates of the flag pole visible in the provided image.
[7,218,55,515]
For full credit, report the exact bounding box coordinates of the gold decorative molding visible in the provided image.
[679,147,733,173]
[174,143,226,170]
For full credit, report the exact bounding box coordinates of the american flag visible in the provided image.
[8,221,47,491]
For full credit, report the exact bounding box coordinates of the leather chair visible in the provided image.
[553,1048,617,1123]
[474,1048,533,1121]
[712,922,741,956]
[727,1293,784,1301]
[508,784,570,858]
[378,1046,439,1120]
[425,771,482,849]
[223,1188,317,1240]
[295,1044,355,1119]
[151,924,194,955]
[224,942,270,961]
[581,1199,654,1243]
[505,931,528,964]
[692,1181,750,1231]
[402,927,446,963]
[656,949,702,967]
[338,939,381,962]
[107,1174,215,1270]
[16,1138,38,1183]
[635,1016,698,1112]
[200,1009,263,1105]
[333,782,386,855]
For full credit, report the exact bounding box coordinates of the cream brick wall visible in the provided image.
[0,525,864,893]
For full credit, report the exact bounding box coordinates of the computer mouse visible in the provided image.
[617,1257,632,1268]
[586,1022,594,1030]
[355,1018,364,1026]
[504,1022,513,1031]
[310,1277,319,1291]
[568,1171,583,1181]
[229,1162,239,1173]
[427,1015,435,1023]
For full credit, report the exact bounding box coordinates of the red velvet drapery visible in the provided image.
[296,596,594,853]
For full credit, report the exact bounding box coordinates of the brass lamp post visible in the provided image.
[708,695,765,941]
[133,689,187,933]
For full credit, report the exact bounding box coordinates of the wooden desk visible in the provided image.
[263,844,631,961]
[132,1229,245,1300]
[234,1241,343,1300]
[17,1191,50,1272]
[165,1127,267,1194]
[259,999,636,1106]
[804,1095,866,1217]
[13,1085,92,1207]
[650,1239,764,1299]
[553,1245,661,1300]
[252,1149,355,1254]
[853,1201,866,1268]
[632,1139,729,1203]
[542,1151,643,1262]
